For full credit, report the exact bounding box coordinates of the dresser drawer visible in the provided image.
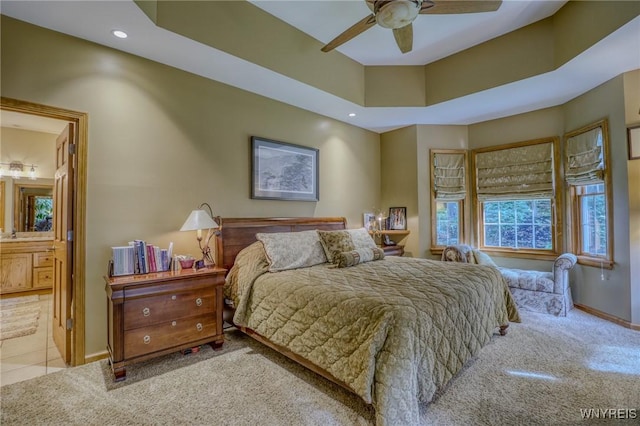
[123,287,215,330]
[33,267,53,287]
[124,314,216,359]
[33,252,54,267]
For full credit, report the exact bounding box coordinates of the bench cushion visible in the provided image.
[499,268,555,293]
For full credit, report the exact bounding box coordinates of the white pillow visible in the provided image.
[256,230,327,272]
[347,228,378,250]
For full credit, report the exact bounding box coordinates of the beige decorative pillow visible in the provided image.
[347,228,378,250]
[256,230,327,272]
[318,228,378,264]
[335,247,385,268]
[317,230,355,263]
[473,250,498,267]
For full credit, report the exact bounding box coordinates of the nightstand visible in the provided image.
[369,230,410,254]
[381,245,405,256]
[104,267,226,381]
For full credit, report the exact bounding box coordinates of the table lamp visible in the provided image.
[180,203,219,268]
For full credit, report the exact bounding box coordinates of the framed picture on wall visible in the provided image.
[628,125,640,160]
[388,207,407,230]
[251,136,319,201]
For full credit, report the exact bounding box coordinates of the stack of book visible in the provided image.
[111,240,173,276]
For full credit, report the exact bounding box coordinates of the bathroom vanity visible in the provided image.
[0,236,54,294]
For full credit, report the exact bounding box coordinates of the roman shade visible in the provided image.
[565,126,603,185]
[433,152,466,201]
[475,142,554,201]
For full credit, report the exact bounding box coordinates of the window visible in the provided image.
[577,184,607,255]
[430,150,468,252]
[564,120,613,267]
[435,201,460,246]
[482,199,552,249]
[473,137,561,258]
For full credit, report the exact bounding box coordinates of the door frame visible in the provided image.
[1,96,87,367]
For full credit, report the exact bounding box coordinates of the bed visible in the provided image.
[215,217,520,426]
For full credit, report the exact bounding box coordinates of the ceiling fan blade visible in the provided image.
[321,14,377,52]
[393,24,413,54]
[421,1,502,14]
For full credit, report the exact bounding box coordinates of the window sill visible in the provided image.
[577,255,614,269]
[478,247,560,261]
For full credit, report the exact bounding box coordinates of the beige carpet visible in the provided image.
[0,295,41,341]
[1,309,639,425]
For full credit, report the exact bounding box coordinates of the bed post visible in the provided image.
[499,324,509,336]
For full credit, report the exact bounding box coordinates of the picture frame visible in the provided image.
[251,136,319,201]
[363,212,376,231]
[628,125,640,160]
[388,207,407,230]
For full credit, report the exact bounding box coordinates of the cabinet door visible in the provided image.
[0,254,33,293]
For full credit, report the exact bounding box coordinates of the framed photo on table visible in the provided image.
[251,136,319,201]
[363,212,376,231]
[388,207,407,230]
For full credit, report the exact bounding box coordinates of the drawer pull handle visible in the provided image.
[143,335,151,344]
[195,298,202,307]
[171,295,177,300]
[142,307,150,317]
[172,321,177,327]
[196,323,203,332]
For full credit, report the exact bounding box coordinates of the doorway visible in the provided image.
[1,97,87,367]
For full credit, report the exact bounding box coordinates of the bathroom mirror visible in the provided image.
[13,182,54,232]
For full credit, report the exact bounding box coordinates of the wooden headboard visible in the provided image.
[214,217,347,272]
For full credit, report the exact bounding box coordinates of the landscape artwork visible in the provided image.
[251,137,319,201]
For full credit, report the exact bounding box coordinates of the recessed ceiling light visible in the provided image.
[348,113,356,117]
[112,30,128,39]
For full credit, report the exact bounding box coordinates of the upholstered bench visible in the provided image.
[441,245,577,316]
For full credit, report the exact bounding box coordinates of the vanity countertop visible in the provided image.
[0,232,54,242]
[1,237,54,242]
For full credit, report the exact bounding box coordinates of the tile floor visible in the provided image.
[0,293,66,387]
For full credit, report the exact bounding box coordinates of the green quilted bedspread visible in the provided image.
[225,243,520,425]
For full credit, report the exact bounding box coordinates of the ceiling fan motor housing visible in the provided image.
[369,0,422,29]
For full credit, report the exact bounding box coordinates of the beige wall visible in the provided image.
[416,125,469,259]
[467,78,635,323]
[425,19,555,105]
[563,75,631,322]
[381,74,638,324]
[365,66,426,107]
[468,106,565,270]
[0,127,57,232]
[1,17,380,357]
[380,125,418,256]
[380,124,469,259]
[624,70,640,325]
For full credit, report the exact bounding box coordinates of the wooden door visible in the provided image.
[52,124,75,364]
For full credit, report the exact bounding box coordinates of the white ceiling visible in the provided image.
[1,1,639,133]
[250,0,567,66]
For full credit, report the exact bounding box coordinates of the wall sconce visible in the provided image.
[0,161,37,180]
[179,203,219,269]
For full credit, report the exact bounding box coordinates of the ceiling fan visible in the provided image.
[321,0,502,54]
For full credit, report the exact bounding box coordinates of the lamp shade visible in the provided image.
[180,209,219,231]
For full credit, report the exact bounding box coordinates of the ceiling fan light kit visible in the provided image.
[372,0,423,29]
[322,0,501,54]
